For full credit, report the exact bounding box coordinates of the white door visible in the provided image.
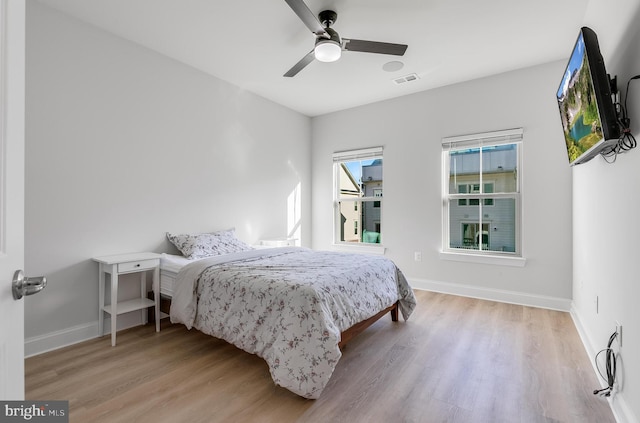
[0,0,26,400]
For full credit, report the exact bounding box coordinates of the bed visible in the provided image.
[161,230,417,399]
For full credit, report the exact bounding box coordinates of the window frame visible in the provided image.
[441,128,526,267]
[332,147,385,254]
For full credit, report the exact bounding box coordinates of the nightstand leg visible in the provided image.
[140,272,148,325]
[111,268,118,347]
[153,266,160,332]
[98,264,105,337]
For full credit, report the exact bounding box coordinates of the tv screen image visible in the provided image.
[557,27,619,165]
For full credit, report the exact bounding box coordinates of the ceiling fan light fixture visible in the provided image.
[282,4,408,77]
[314,39,341,62]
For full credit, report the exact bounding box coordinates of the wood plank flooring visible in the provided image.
[25,290,616,423]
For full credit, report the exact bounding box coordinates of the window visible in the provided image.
[373,188,382,207]
[458,183,494,206]
[442,129,522,258]
[333,147,383,246]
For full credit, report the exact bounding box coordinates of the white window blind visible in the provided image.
[332,146,383,162]
[442,128,523,151]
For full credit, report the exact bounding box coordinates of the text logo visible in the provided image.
[1,401,68,422]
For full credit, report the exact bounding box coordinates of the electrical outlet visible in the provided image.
[414,251,422,262]
[615,321,622,347]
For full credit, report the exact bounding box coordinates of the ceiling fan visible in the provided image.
[283,0,408,77]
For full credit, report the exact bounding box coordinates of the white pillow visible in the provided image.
[166,228,253,259]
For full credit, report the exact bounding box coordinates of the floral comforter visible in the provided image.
[170,247,416,399]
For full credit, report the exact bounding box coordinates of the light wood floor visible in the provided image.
[26,290,615,423]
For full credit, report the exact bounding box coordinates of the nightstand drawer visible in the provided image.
[118,259,157,273]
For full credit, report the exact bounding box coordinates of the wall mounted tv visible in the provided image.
[557,27,620,166]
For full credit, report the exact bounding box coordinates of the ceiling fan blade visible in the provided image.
[284,0,327,37]
[343,39,408,56]
[284,50,315,77]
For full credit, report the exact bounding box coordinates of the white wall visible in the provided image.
[572,3,640,422]
[311,61,574,307]
[24,2,311,352]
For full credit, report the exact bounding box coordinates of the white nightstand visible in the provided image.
[93,252,161,346]
[258,238,297,247]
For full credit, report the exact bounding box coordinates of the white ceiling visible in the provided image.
[36,0,594,117]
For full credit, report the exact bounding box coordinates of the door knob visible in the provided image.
[12,270,47,300]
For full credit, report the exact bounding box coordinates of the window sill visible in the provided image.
[332,243,386,255]
[439,250,526,267]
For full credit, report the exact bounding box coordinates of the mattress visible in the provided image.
[159,253,195,297]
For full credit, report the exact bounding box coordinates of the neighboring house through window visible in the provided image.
[333,147,383,246]
[442,129,523,258]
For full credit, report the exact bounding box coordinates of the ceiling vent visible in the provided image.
[392,73,420,85]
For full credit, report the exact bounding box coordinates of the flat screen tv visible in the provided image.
[557,27,620,165]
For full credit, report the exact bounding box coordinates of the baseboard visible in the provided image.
[571,305,639,423]
[409,277,572,311]
[25,313,145,358]
[25,322,98,358]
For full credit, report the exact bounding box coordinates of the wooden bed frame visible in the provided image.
[151,294,398,350]
[338,301,398,349]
